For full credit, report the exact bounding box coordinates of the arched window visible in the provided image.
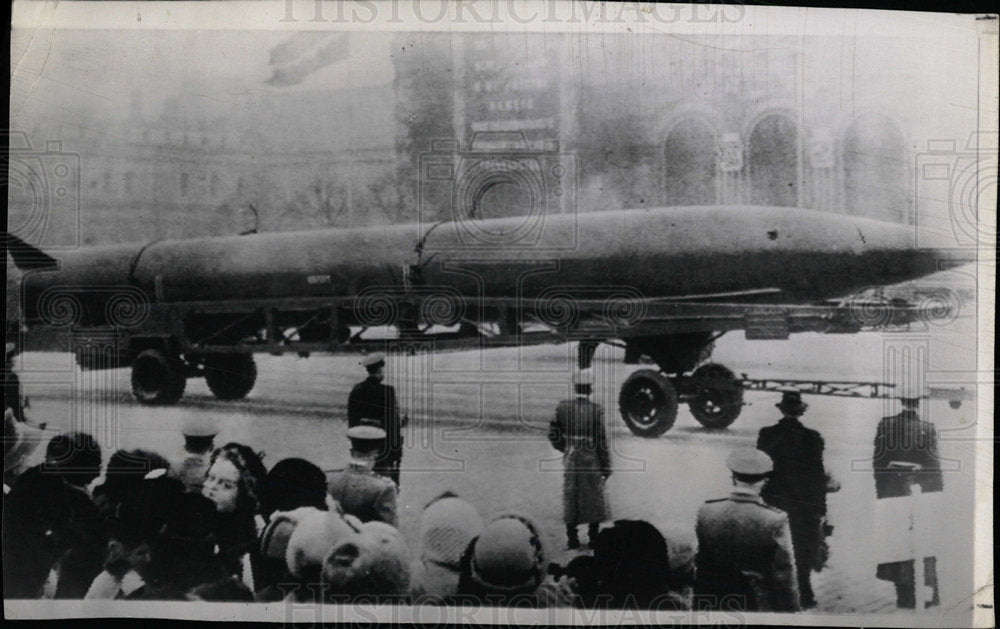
[842,114,909,223]
[663,118,717,206]
[747,113,799,207]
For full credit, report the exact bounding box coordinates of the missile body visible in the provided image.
[21,206,953,327]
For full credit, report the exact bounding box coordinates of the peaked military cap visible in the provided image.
[572,369,594,386]
[182,418,219,438]
[726,448,773,476]
[347,424,386,445]
[362,353,386,369]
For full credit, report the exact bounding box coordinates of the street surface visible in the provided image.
[14,320,980,615]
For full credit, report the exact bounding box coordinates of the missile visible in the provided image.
[16,205,963,327]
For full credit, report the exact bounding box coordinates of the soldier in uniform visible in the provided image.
[756,390,831,608]
[347,353,406,487]
[327,425,398,527]
[873,382,943,499]
[548,369,611,549]
[168,418,219,494]
[695,448,800,612]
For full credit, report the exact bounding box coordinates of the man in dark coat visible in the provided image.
[3,462,106,598]
[756,390,830,608]
[347,353,405,486]
[548,369,611,549]
[873,383,943,499]
[695,448,800,612]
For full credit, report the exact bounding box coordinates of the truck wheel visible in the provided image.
[204,354,257,400]
[618,368,678,437]
[131,349,186,405]
[689,363,744,429]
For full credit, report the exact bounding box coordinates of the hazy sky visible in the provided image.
[10,29,396,126]
[9,23,988,147]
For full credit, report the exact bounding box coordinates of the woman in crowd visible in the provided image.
[254,457,329,594]
[201,442,268,593]
[455,514,574,608]
[91,474,237,600]
[409,491,484,600]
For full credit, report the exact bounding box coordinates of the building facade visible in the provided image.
[394,32,915,225]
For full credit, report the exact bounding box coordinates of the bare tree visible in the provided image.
[275,177,350,230]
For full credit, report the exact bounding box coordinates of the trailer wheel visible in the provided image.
[204,354,257,401]
[618,369,678,437]
[689,363,744,429]
[131,349,186,405]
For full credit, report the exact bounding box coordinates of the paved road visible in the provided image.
[14,327,980,615]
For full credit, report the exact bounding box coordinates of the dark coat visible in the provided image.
[548,397,611,525]
[327,464,398,527]
[873,410,943,499]
[695,490,800,612]
[2,465,106,599]
[757,417,828,517]
[4,367,24,421]
[347,377,403,458]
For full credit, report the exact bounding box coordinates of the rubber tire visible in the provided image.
[618,368,679,438]
[204,354,257,401]
[688,363,744,429]
[131,349,186,405]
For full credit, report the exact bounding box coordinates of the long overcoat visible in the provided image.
[548,397,611,525]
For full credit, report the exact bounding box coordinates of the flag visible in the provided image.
[265,32,350,87]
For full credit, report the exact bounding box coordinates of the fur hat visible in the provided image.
[466,514,546,593]
[322,520,411,597]
[283,504,363,581]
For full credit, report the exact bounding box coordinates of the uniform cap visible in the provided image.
[725,448,773,476]
[362,353,386,369]
[182,418,219,438]
[572,369,594,386]
[346,425,387,449]
[5,342,16,356]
